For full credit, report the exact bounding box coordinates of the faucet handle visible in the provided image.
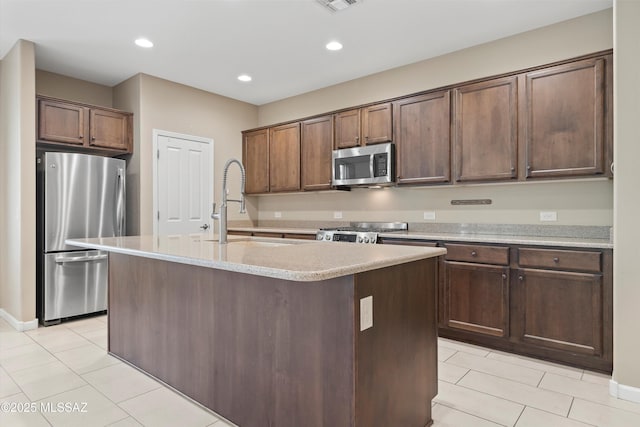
[211,203,218,219]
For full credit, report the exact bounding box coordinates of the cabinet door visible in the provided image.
[394,92,451,185]
[514,269,603,356]
[89,109,130,151]
[443,261,509,337]
[38,99,87,145]
[334,109,361,148]
[522,58,606,178]
[301,115,333,191]
[269,123,301,192]
[453,76,518,182]
[362,102,392,145]
[243,129,270,194]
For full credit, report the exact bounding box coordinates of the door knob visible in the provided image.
[200,224,210,230]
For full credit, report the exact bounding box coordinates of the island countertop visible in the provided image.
[67,234,446,282]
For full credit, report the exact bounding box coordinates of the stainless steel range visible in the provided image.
[316,222,408,244]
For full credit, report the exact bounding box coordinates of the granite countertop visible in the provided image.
[66,235,446,282]
[228,226,613,249]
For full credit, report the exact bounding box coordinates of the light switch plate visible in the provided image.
[274,211,282,218]
[360,296,373,331]
[540,211,557,222]
[423,211,436,221]
[334,211,343,219]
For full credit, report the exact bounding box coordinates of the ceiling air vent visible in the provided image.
[317,0,362,13]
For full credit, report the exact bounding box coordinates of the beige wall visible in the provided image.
[0,40,36,322]
[613,0,640,391]
[255,9,614,227]
[113,75,142,234]
[257,180,612,226]
[36,70,113,107]
[115,74,258,235]
[259,9,613,126]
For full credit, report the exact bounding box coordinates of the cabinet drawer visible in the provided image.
[444,243,509,265]
[519,248,601,272]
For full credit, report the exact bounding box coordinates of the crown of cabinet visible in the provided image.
[37,96,133,155]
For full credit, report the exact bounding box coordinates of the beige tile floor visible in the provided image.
[1,315,639,427]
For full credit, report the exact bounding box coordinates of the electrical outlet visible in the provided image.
[423,211,436,221]
[540,211,557,222]
[360,296,373,331]
[333,211,343,219]
[274,211,282,218]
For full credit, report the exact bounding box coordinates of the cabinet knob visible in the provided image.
[553,257,560,263]
[502,273,507,280]
[518,275,524,281]
[511,167,516,172]
[91,136,96,141]
[78,135,83,139]
[471,251,477,257]
[355,136,359,143]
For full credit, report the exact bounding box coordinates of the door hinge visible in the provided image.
[157,211,160,220]
[157,150,160,159]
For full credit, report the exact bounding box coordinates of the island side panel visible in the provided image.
[354,258,438,427]
[108,253,355,427]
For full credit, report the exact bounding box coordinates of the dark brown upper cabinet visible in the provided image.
[334,102,392,149]
[37,96,132,154]
[301,115,333,191]
[243,129,270,194]
[393,91,451,185]
[453,76,518,183]
[269,123,301,192]
[520,56,610,179]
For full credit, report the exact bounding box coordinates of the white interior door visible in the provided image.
[154,131,213,236]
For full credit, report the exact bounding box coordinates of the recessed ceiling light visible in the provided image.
[237,74,252,82]
[135,38,153,48]
[326,41,343,51]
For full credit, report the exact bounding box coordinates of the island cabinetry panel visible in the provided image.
[334,103,392,148]
[269,123,301,192]
[243,129,270,194]
[521,56,609,179]
[453,76,518,182]
[442,244,510,338]
[108,253,439,427]
[301,115,333,191]
[393,91,451,185]
[37,96,132,154]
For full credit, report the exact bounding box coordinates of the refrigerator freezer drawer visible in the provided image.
[43,250,108,321]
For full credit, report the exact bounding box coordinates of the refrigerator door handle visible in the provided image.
[116,168,126,236]
[55,254,108,264]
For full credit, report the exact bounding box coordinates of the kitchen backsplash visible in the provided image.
[251,179,613,227]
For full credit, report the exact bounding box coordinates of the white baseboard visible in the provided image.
[610,379,640,404]
[0,309,38,331]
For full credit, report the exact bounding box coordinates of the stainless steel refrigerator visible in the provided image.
[37,152,126,325]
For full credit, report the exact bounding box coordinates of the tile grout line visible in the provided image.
[434,400,512,427]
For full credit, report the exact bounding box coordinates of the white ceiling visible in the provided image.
[0,0,612,105]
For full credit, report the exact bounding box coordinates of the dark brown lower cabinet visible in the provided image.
[513,268,604,356]
[384,238,612,373]
[443,261,509,338]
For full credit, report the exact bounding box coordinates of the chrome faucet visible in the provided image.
[211,158,246,244]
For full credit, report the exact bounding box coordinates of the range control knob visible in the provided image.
[358,237,364,243]
[364,237,370,243]
[370,239,376,244]
[317,234,323,240]
[325,234,331,240]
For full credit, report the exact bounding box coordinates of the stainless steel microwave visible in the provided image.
[332,142,395,187]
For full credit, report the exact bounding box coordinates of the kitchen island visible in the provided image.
[68,235,446,427]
